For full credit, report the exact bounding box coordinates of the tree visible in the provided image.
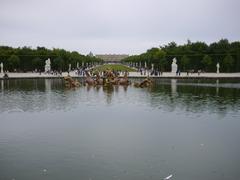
[138,48,166,69]
[7,55,20,71]
[53,57,64,71]
[1,39,240,72]
[201,55,212,72]
[181,55,190,71]
[18,46,34,71]
[190,41,208,53]
[167,41,177,48]
[32,57,44,71]
[223,54,234,72]
[236,50,240,72]
[159,57,167,71]
[1,46,102,71]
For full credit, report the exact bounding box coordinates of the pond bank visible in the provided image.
[1,72,240,80]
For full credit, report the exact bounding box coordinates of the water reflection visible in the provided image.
[1,80,3,92]
[171,79,177,95]
[150,79,240,115]
[102,85,114,104]
[1,78,240,180]
[0,79,240,114]
[45,79,51,91]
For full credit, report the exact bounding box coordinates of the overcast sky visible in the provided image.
[0,0,239,55]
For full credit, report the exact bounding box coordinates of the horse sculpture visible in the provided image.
[118,72,130,85]
[95,71,103,85]
[64,76,80,88]
[134,77,153,88]
[105,70,120,85]
[84,71,96,86]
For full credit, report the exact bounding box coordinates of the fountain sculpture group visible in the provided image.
[64,69,153,88]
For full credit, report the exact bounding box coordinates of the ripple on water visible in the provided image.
[0,79,240,180]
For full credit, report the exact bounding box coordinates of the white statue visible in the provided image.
[171,58,178,73]
[216,63,220,74]
[0,62,3,74]
[44,58,51,73]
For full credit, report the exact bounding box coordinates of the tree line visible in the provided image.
[123,39,240,72]
[0,46,102,72]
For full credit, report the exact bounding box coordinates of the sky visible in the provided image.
[0,0,240,55]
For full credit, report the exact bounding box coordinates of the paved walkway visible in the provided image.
[1,72,240,79]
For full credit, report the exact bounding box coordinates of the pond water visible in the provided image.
[0,78,240,180]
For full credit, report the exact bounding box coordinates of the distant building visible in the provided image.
[95,54,129,63]
[88,51,94,57]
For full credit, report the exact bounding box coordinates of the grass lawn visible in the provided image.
[93,64,136,72]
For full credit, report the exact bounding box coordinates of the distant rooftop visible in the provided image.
[95,54,129,62]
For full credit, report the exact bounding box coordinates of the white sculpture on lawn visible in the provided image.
[45,58,51,73]
[216,63,220,74]
[0,62,3,74]
[171,58,178,73]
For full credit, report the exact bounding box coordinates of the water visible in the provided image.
[0,78,240,180]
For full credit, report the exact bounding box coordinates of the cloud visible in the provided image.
[0,0,239,54]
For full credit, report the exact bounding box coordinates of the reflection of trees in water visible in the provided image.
[0,79,240,114]
[1,80,5,91]
[0,79,80,113]
[148,81,240,115]
[0,79,64,92]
